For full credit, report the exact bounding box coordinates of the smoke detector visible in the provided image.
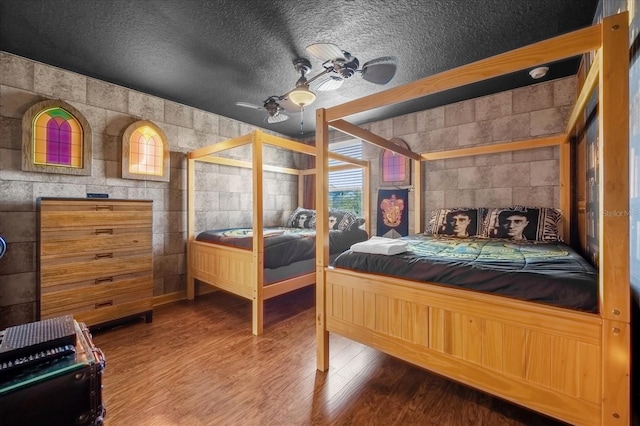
[528,66,549,79]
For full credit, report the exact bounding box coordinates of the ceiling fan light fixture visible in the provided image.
[288,85,316,107]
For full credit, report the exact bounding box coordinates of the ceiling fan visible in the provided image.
[235,96,289,124]
[284,43,398,108]
[236,43,397,125]
[304,43,398,91]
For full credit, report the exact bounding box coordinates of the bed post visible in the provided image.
[363,162,371,236]
[598,12,630,425]
[413,159,422,234]
[298,170,304,209]
[252,130,265,335]
[187,156,196,300]
[559,140,571,243]
[316,108,330,371]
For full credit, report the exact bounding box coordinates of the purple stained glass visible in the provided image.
[383,151,405,182]
[46,118,72,165]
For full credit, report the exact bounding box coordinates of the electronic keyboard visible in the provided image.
[0,315,77,377]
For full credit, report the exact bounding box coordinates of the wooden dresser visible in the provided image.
[37,198,153,327]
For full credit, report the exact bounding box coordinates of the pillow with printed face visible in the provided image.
[286,207,317,229]
[482,206,562,241]
[328,209,358,231]
[350,217,366,231]
[424,208,480,237]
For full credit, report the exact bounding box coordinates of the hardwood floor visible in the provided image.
[92,286,567,426]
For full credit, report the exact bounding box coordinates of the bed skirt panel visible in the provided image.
[190,241,254,299]
[325,268,603,426]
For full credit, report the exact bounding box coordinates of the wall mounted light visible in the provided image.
[529,66,549,79]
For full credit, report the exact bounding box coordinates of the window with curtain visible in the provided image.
[329,141,363,215]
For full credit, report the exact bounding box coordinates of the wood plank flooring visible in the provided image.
[92,286,567,425]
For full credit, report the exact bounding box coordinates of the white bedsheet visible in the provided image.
[350,236,408,255]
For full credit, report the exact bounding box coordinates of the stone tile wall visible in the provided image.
[0,50,577,327]
[360,76,576,236]
[0,52,298,328]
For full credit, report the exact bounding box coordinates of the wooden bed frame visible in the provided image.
[314,12,630,426]
[186,130,370,335]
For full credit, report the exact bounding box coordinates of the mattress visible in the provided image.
[196,227,368,269]
[332,234,598,312]
[264,254,340,284]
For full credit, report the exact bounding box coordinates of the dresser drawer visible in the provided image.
[40,200,152,230]
[40,251,152,288]
[41,275,152,319]
[65,299,153,326]
[37,198,154,327]
[40,227,152,256]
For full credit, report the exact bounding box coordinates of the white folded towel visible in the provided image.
[350,236,408,255]
[246,229,285,237]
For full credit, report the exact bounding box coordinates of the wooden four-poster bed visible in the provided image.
[186,130,370,335]
[314,12,630,426]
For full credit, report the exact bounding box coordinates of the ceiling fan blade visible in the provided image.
[265,113,289,124]
[314,75,344,91]
[236,101,264,110]
[306,43,346,61]
[360,56,398,85]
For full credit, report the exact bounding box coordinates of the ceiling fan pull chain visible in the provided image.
[299,106,304,134]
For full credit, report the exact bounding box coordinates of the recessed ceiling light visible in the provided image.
[529,66,549,79]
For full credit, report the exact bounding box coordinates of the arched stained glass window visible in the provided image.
[380,137,411,186]
[122,120,170,182]
[382,150,406,182]
[22,99,92,176]
[33,107,83,168]
[129,125,163,176]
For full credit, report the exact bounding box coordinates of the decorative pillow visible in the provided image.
[328,209,358,231]
[286,207,316,229]
[481,206,562,241]
[349,217,366,231]
[424,208,480,237]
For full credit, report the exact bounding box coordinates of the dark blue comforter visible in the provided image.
[196,227,368,269]
[332,234,597,313]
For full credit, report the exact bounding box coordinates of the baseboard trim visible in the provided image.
[153,286,218,307]
[153,292,186,307]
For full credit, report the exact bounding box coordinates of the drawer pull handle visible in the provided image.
[95,300,113,309]
[95,253,113,259]
[95,229,113,235]
[95,277,113,284]
[95,205,113,211]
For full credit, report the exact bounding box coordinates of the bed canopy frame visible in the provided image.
[314,12,629,425]
[186,130,370,335]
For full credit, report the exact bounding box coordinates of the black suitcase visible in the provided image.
[0,321,106,425]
